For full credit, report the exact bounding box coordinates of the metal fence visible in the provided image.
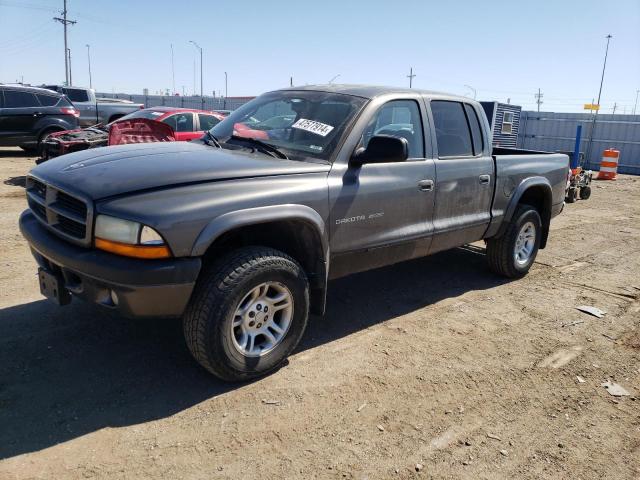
[96,92,254,112]
[517,111,640,175]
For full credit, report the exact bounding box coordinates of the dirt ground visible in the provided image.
[0,147,638,480]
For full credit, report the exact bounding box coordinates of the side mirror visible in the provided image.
[351,135,409,166]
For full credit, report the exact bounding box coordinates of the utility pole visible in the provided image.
[587,34,613,163]
[53,0,76,86]
[535,88,543,112]
[224,71,228,98]
[612,102,617,114]
[67,48,72,86]
[290,76,293,87]
[170,44,175,95]
[189,40,203,97]
[86,44,92,88]
[633,89,639,115]
[407,67,416,88]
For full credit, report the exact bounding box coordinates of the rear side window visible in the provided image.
[464,104,484,155]
[3,90,39,108]
[430,101,473,157]
[199,114,221,130]
[162,113,194,132]
[36,94,61,107]
[63,88,90,102]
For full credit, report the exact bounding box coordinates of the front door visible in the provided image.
[428,100,494,253]
[328,99,436,277]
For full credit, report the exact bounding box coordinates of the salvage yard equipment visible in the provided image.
[596,148,620,180]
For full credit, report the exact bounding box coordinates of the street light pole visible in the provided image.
[225,71,228,98]
[86,44,92,88]
[328,74,340,84]
[464,84,476,99]
[633,89,639,116]
[67,48,72,86]
[189,40,203,97]
[586,34,613,165]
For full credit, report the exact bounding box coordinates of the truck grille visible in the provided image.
[26,176,92,245]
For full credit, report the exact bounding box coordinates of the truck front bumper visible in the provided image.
[19,210,201,318]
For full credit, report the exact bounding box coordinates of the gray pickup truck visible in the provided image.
[43,85,144,127]
[19,85,569,381]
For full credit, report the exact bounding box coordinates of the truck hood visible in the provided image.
[31,141,330,200]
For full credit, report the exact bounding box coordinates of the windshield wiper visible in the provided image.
[203,130,221,148]
[229,135,288,159]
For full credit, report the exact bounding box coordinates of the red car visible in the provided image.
[122,107,226,142]
[40,107,227,160]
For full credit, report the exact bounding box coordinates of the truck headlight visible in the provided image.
[94,214,171,259]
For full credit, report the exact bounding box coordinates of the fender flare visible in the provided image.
[190,204,328,257]
[496,176,553,246]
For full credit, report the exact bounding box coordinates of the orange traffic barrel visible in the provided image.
[596,148,620,180]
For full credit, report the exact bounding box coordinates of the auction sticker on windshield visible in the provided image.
[292,118,334,137]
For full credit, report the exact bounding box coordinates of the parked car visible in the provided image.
[0,84,79,153]
[42,85,144,127]
[19,85,569,381]
[40,107,226,159]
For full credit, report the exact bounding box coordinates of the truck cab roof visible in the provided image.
[277,84,470,102]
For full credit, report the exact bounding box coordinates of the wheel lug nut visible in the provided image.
[256,304,262,311]
[249,321,255,327]
[264,306,268,313]
[249,311,255,318]
[257,323,262,328]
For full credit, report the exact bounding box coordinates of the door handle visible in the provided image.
[33,112,44,117]
[479,174,491,185]
[418,179,434,192]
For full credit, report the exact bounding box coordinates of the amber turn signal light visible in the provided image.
[95,237,171,259]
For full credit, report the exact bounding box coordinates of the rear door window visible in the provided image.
[3,90,39,108]
[430,101,473,157]
[162,113,194,132]
[463,104,484,155]
[63,88,90,102]
[36,94,61,107]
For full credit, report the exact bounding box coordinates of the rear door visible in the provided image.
[161,112,198,141]
[0,89,41,146]
[428,100,494,253]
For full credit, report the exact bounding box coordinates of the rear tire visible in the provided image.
[579,186,591,200]
[183,246,309,381]
[565,187,577,203]
[486,205,542,279]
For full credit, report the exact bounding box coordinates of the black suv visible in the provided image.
[0,84,79,153]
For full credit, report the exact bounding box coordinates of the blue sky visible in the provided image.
[1,0,639,112]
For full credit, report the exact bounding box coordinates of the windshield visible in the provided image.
[210,91,366,161]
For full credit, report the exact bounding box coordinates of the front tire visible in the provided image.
[183,246,309,381]
[486,205,542,278]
